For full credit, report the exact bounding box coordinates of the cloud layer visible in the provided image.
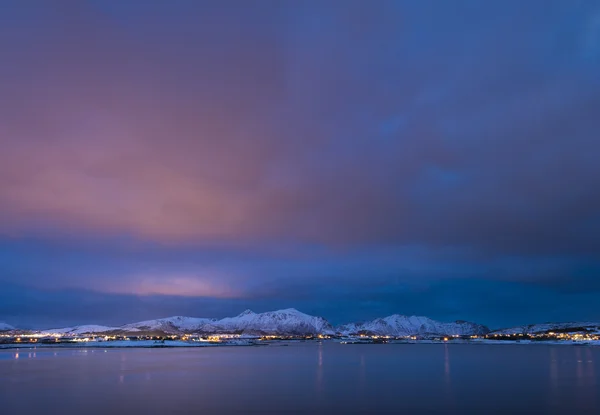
[1,0,599,327]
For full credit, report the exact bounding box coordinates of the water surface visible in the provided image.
[0,343,598,414]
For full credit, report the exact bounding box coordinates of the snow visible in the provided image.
[5,311,488,337]
[2,309,336,337]
[490,322,600,335]
[0,322,15,331]
[119,316,215,333]
[12,311,600,340]
[115,308,334,336]
[196,308,335,335]
[337,315,489,337]
[39,325,119,336]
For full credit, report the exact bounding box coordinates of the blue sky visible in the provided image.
[1,0,599,329]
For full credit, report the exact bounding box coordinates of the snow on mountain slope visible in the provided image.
[22,309,333,336]
[40,325,119,336]
[113,309,334,335]
[490,322,600,335]
[119,316,216,333]
[0,322,15,331]
[337,315,489,337]
[203,308,335,335]
[24,310,492,337]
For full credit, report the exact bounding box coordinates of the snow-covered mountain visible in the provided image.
[4,311,489,337]
[337,315,489,337]
[201,308,334,335]
[40,325,119,336]
[119,316,216,334]
[8,313,600,339]
[120,309,334,336]
[490,322,600,335]
[0,322,15,331]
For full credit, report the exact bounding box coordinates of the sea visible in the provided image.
[0,342,598,414]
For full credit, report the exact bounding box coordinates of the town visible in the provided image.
[2,329,599,348]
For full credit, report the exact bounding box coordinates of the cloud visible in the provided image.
[0,1,599,325]
[1,1,598,254]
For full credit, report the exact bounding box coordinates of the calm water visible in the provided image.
[0,343,598,414]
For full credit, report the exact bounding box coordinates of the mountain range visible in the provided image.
[1,309,483,337]
[0,322,15,331]
[489,321,600,335]
[338,315,489,337]
[2,309,598,338]
[112,308,334,336]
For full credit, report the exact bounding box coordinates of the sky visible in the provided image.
[1,0,599,330]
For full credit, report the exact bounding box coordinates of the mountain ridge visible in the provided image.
[490,321,600,335]
[0,322,15,331]
[4,310,599,338]
[2,309,486,337]
[337,314,489,337]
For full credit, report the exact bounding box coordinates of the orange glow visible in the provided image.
[84,274,242,298]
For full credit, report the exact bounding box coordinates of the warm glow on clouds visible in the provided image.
[1,1,598,251]
[105,274,241,298]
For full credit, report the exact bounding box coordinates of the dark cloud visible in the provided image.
[0,1,599,326]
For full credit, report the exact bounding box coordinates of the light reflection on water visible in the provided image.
[444,343,450,380]
[316,342,323,394]
[575,347,597,411]
[0,343,598,414]
[443,343,455,408]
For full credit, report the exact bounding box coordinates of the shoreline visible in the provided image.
[1,338,599,350]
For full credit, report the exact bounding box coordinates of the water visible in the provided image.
[0,343,598,414]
